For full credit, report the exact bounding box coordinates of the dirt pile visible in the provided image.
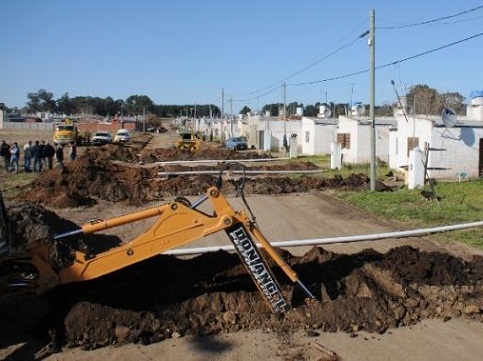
[0,242,481,354]
[0,200,482,357]
[18,145,372,208]
[2,132,480,360]
[138,146,272,163]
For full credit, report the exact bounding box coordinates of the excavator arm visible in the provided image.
[0,163,315,313]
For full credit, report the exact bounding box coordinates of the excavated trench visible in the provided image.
[0,145,482,357]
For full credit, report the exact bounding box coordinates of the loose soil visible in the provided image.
[0,136,482,360]
[16,144,378,208]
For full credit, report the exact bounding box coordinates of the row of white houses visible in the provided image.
[190,93,483,181]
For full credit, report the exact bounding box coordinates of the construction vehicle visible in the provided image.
[0,163,315,313]
[175,130,202,152]
[53,118,78,145]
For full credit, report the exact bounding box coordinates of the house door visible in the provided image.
[479,138,483,177]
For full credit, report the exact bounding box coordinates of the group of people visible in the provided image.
[0,140,77,173]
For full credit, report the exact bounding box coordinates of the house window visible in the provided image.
[407,137,419,156]
[305,131,310,143]
[337,133,351,149]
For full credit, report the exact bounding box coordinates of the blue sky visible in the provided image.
[1,0,482,113]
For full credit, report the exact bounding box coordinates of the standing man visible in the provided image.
[9,142,20,173]
[0,141,10,170]
[69,142,77,161]
[44,142,55,170]
[55,144,64,169]
[39,140,46,169]
[23,140,32,172]
[32,140,42,172]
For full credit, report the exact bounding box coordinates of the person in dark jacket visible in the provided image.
[44,142,55,170]
[39,140,46,169]
[0,141,10,170]
[69,142,77,161]
[32,140,42,172]
[55,144,64,169]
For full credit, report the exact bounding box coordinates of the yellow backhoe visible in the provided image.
[175,131,202,152]
[0,163,315,313]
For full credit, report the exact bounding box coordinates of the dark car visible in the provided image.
[225,136,248,150]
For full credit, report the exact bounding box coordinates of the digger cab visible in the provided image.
[175,131,201,152]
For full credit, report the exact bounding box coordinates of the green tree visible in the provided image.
[126,95,155,115]
[440,91,466,115]
[261,103,282,116]
[303,102,321,117]
[287,102,303,116]
[406,84,465,116]
[26,89,56,113]
[56,92,74,114]
[239,106,251,115]
[406,84,439,115]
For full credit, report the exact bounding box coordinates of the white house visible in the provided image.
[337,115,396,164]
[389,91,483,179]
[300,117,338,155]
[244,114,302,153]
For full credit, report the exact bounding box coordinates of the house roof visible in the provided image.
[341,115,397,127]
[433,119,483,128]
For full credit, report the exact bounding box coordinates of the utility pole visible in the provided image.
[350,83,354,108]
[229,97,233,137]
[142,107,146,133]
[282,82,288,156]
[221,88,225,118]
[369,9,376,191]
[282,82,287,121]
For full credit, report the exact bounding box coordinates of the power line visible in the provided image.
[378,4,483,29]
[232,20,368,99]
[377,31,483,69]
[232,6,483,105]
[233,84,280,103]
[288,31,483,87]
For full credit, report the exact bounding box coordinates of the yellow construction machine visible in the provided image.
[175,130,202,152]
[0,163,315,313]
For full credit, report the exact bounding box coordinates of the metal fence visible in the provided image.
[1,122,56,131]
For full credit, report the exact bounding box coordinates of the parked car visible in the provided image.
[113,129,131,143]
[225,136,248,150]
[91,131,112,146]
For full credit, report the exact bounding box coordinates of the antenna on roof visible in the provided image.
[441,107,457,127]
[391,80,408,122]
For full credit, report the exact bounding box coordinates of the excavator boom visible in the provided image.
[0,164,315,313]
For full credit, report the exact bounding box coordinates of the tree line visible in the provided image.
[18,90,222,118]
[6,84,466,118]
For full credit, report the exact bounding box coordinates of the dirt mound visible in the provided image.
[138,146,272,163]
[18,145,371,208]
[0,204,482,356]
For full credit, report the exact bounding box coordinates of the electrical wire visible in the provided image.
[231,6,483,105]
[377,31,483,69]
[232,31,367,103]
[288,31,483,87]
[378,4,483,29]
[231,20,368,100]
